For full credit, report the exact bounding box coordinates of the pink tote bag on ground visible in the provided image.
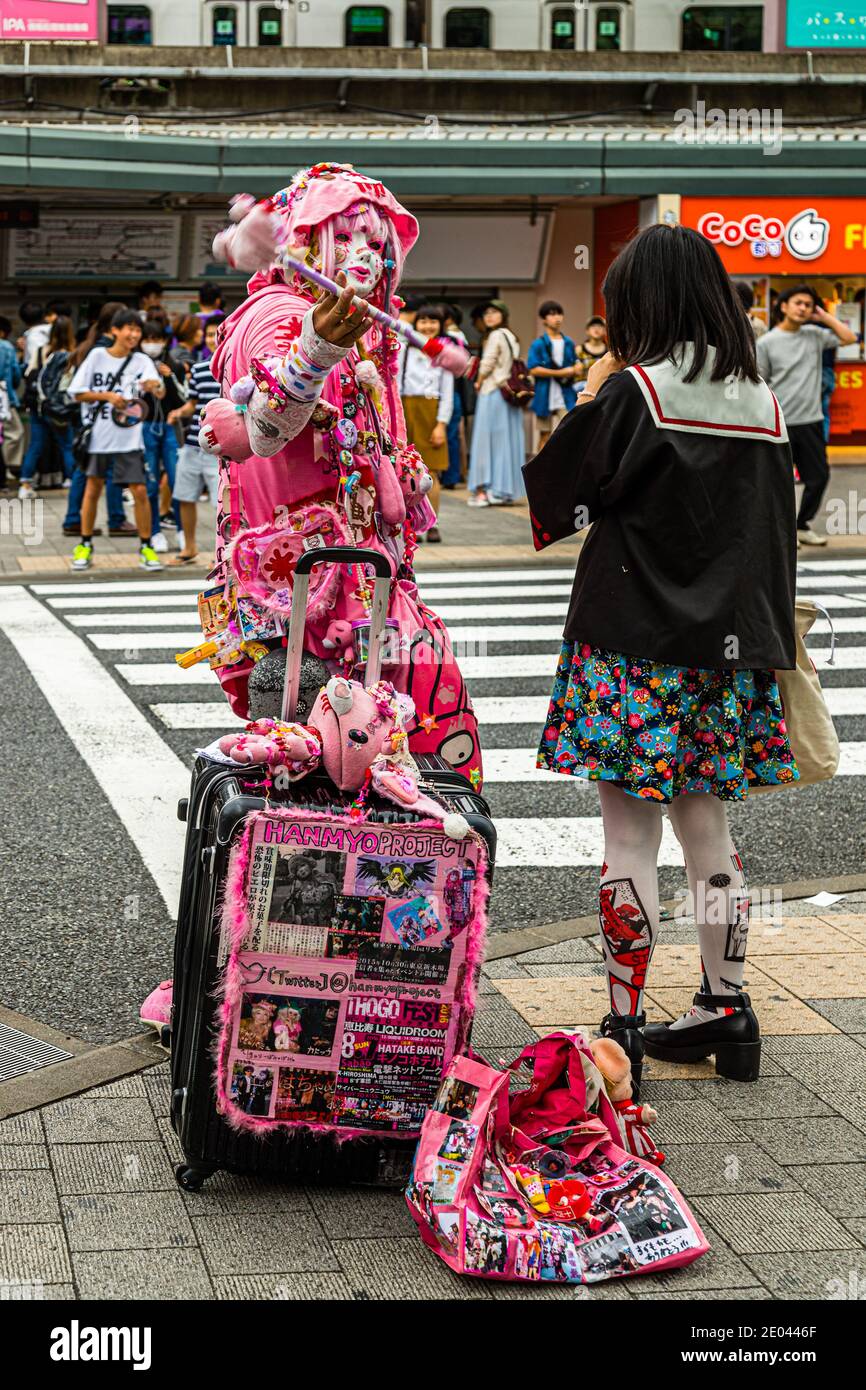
[406,1031,709,1285]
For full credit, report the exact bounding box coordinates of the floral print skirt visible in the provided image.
[537,641,799,802]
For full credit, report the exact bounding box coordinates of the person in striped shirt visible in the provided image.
[167,315,223,564]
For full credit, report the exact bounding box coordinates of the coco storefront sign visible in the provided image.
[681,197,866,275]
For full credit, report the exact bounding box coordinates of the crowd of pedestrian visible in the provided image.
[0,271,856,566]
[397,294,612,538]
[0,281,228,573]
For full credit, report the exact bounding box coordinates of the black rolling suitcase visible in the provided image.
[169,548,495,1191]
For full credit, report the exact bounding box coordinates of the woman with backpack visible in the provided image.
[18,316,78,500]
[524,224,798,1094]
[467,300,527,508]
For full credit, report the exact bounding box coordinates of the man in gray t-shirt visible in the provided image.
[757,285,857,545]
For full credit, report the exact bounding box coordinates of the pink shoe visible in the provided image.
[140,980,173,1045]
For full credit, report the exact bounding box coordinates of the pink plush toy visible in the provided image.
[395,445,437,534]
[218,717,323,782]
[322,619,355,664]
[199,395,257,462]
[216,677,470,837]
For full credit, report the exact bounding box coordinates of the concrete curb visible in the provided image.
[0,1002,165,1120]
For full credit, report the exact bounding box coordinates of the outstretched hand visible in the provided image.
[312,272,373,348]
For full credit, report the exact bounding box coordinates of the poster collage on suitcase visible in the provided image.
[218,813,485,1134]
[407,1073,703,1284]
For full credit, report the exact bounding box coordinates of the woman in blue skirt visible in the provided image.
[524,224,798,1095]
[467,301,526,507]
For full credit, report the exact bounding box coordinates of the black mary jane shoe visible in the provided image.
[644,992,761,1082]
[599,1012,646,1101]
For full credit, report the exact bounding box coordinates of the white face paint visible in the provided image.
[334,224,385,293]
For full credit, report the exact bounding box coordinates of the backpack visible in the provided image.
[498,329,535,410]
[37,350,78,428]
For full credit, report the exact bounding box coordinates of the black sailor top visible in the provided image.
[522,345,797,672]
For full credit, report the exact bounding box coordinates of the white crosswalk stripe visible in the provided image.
[795,573,866,590]
[11,559,866,881]
[90,633,202,651]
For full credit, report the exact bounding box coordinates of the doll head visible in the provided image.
[588,1036,633,1104]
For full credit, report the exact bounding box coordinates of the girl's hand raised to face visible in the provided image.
[578,352,624,404]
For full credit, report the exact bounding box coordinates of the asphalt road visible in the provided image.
[0,552,864,1043]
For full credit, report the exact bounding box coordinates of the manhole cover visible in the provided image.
[0,1023,73,1082]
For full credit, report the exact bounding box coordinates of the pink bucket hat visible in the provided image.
[273,161,419,257]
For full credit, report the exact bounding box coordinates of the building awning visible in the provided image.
[1,121,865,197]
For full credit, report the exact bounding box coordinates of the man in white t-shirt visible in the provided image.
[68,309,165,572]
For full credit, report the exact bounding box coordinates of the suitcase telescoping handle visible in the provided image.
[281,546,392,723]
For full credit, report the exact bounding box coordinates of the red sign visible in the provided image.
[681,197,866,274]
[830,365,866,440]
[0,1,98,42]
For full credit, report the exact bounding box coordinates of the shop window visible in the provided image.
[681,6,763,51]
[258,5,282,45]
[212,5,237,45]
[405,0,424,46]
[596,6,621,50]
[107,4,152,45]
[550,6,575,49]
[345,6,391,45]
[444,8,491,48]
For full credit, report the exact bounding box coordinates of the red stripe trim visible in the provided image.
[631,365,783,438]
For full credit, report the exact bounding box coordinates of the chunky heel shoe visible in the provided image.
[599,1012,646,1101]
[644,992,761,1082]
[715,1039,762,1082]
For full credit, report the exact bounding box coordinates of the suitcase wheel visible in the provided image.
[175,1163,213,1193]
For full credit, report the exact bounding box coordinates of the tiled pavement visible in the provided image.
[2,897,866,1301]
[4,477,866,578]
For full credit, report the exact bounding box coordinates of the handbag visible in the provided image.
[770,597,840,788]
[406,1031,708,1285]
[498,329,535,410]
[73,353,132,468]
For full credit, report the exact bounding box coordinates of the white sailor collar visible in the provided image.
[626,344,788,444]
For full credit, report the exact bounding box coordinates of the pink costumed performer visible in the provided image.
[198,161,482,785]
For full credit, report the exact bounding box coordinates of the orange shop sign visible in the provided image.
[680,197,866,274]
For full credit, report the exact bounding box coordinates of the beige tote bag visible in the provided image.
[758,598,840,790]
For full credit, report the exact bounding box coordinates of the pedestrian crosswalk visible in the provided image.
[13,558,866,924]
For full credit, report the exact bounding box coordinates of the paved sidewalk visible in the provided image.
[5,471,866,578]
[0,483,584,578]
[2,896,864,1301]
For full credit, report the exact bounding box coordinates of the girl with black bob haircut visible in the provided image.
[524,222,799,1095]
[603,222,759,385]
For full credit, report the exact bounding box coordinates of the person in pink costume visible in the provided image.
[199,161,482,785]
